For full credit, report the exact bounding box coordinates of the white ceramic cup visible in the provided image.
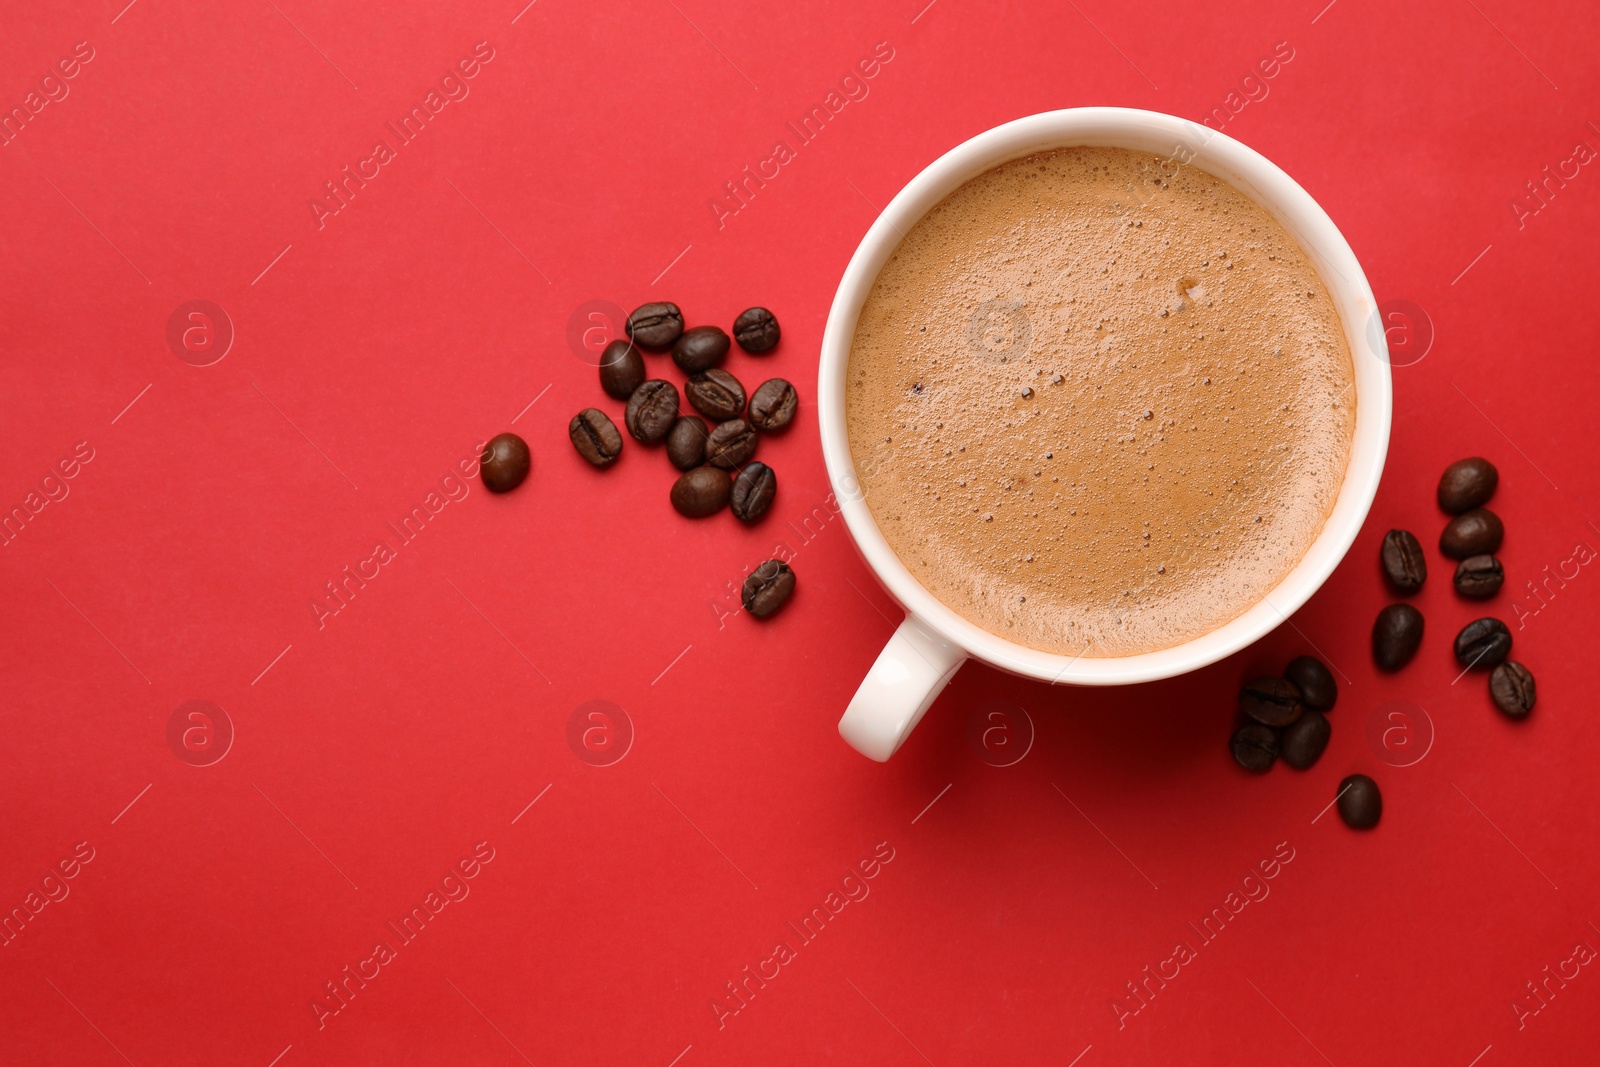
[820,107,1392,762]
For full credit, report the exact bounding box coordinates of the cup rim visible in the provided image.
[816,106,1392,685]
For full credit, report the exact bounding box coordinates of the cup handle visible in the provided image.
[838,615,967,761]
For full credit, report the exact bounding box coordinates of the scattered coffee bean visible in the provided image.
[480,433,530,493]
[1372,603,1424,671]
[1284,655,1337,711]
[1437,456,1498,514]
[672,325,731,373]
[748,378,798,432]
[1230,723,1278,772]
[1380,529,1427,593]
[1336,774,1382,829]
[685,368,747,422]
[568,409,623,468]
[666,416,710,471]
[706,419,757,469]
[1453,554,1504,599]
[1489,660,1536,718]
[741,559,795,617]
[598,339,645,400]
[732,307,781,353]
[670,466,730,517]
[624,380,680,443]
[1454,617,1511,669]
[1238,677,1302,727]
[731,462,776,523]
[1280,710,1331,770]
[1440,507,1503,559]
[625,301,683,349]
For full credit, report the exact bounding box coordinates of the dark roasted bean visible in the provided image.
[685,368,747,422]
[1489,661,1536,718]
[568,409,623,468]
[706,419,757,469]
[1230,723,1278,772]
[1454,555,1504,599]
[732,307,781,353]
[671,325,731,373]
[624,380,679,443]
[748,378,798,432]
[1280,710,1330,770]
[598,339,645,400]
[1337,774,1382,829]
[1437,457,1498,514]
[1440,508,1503,560]
[1284,655,1337,711]
[731,462,776,523]
[1372,603,1424,671]
[666,416,709,471]
[480,433,531,493]
[741,559,795,617]
[670,466,730,517]
[1380,529,1427,593]
[625,301,683,349]
[1238,677,1303,727]
[1454,617,1511,669]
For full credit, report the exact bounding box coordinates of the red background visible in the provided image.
[2,0,1598,1064]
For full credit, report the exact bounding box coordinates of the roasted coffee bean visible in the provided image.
[624,380,679,443]
[1284,655,1337,711]
[1437,456,1498,513]
[1454,554,1504,599]
[685,368,747,422]
[1489,660,1536,718]
[706,419,757,469]
[671,325,731,373]
[1440,508,1503,560]
[1454,617,1511,669]
[625,301,683,349]
[598,339,645,400]
[670,466,730,517]
[1372,603,1424,671]
[480,432,530,493]
[1380,529,1427,593]
[1238,677,1302,727]
[666,416,710,471]
[1230,723,1278,773]
[732,307,781,353]
[1280,710,1331,770]
[748,378,798,432]
[731,462,776,523]
[1337,774,1382,829]
[568,409,623,468]
[741,559,795,617]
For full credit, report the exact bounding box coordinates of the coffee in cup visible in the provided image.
[845,145,1355,657]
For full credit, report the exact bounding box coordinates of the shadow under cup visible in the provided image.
[819,107,1392,762]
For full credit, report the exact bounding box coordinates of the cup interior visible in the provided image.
[817,107,1391,685]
